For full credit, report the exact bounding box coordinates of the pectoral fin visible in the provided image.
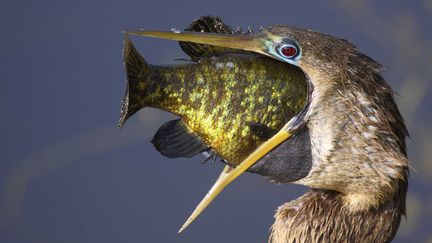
[151,119,210,159]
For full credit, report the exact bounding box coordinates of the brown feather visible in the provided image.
[270,186,406,243]
[262,26,409,242]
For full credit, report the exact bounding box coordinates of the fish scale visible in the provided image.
[120,38,307,165]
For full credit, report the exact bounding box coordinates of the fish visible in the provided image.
[119,16,307,166]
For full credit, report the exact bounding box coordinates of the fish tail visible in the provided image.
[118,36,150,128]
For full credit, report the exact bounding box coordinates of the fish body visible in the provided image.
[120,19,307,165]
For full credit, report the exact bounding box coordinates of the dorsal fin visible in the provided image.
[179,16,246,61]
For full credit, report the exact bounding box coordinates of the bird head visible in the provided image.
[126,24,408,231]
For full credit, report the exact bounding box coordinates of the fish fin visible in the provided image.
[247,121,277,140]
[151,119,210,158]
[200,149,218,164]
[179,16,247,61]
[118,36,149,129]
[247,126,312,183]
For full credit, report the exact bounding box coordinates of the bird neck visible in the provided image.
[296,63,409,211]
[272,57,410,242]
[270,187,406,243]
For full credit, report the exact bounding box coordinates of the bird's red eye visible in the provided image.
[278,44,298,59]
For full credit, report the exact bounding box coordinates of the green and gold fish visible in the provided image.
[119,16,307,166]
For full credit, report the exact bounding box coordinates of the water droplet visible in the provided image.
[226,62,234,68]
[171,28,181,34]
[215,62,224,69]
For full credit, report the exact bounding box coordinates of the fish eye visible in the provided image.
[277,44,299,59]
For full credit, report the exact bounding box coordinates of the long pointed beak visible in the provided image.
[126,28,291,232]
[178,129,292,233]
[124,29,271,57]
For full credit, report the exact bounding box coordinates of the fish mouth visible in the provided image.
[124,29,309,232]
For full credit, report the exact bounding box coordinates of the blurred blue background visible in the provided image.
[1,0,431,242]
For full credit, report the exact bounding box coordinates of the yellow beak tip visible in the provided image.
[178,219,192,234]
[176,130,291,232]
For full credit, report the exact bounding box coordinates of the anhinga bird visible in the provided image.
[125,17,409,242]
